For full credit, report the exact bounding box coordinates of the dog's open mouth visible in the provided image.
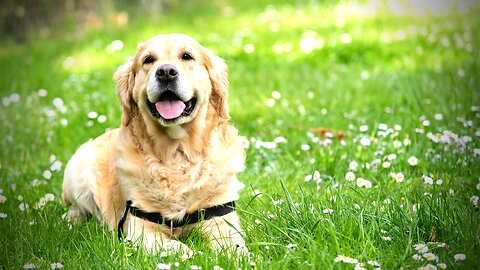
[148,91,196,120]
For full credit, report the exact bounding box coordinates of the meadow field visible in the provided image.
[0,0,479,269]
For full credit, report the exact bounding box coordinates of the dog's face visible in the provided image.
[115,34,229,130]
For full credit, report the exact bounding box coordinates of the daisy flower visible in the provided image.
[157,263,171,270]
[345,172,355,181]
[323,208,334,214]
[419,264,437,270]
[301,144,310,151]
[356,178,366,187]
[423,253,438,261]
[382,161,391,168]
[414,244,428,253]
[50,263,63,269]
[24,263,36,269]
[213,266,223,270]
[349,160,359,171]
[43,170,52,180]
[0,213,7,218]
[423,175,434,185]
[413,254,422,261]
[44,193,55,201]
[408,156,418,166]
[471,196,479,207]
[437,263,447,269]
[454,254,466,261]
[394,172,405,183]
[0,195,6,203]
[286,243,297,249]
[360,137,371,146]
[334,255,346,262]
[19,203,29,211]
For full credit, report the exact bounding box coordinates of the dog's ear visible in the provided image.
[114,57,135,126]
[205,51,230,122]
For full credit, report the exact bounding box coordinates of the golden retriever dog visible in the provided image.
[62,33,247,254]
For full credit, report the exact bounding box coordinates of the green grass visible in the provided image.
[1,0,480,269]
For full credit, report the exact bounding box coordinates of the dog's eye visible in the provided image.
[181,53,194,61]
[143,56,155,64]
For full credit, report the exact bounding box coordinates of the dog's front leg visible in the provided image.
[200,212,248,255]
[125,216,192,254]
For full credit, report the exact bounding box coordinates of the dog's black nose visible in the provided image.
[156,64,178,82]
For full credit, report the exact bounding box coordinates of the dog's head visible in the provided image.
[114,34,229,136]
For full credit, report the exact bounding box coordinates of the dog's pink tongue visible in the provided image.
[155,100,185,120]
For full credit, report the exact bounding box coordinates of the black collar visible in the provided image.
[117,200,236,240]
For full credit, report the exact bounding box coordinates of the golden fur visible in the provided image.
[62,34,247,253]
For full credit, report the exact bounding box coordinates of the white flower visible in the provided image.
[301,144,310,151]
[343,257,359,264]
[44,193,55,201]
[24,263,36,269]
[423,253,438,261]
[413,254,423,261]
[349,161,359,171]
[387,154,397,160]
[19,203,29,211]
[420,264,437,270]
[470,196,479,207]
[334,255,345,262]
[190,265,202,270]
[423,175,434,185]
[213,266,223,270]
[43,170,52,180]
[356,178,365,187]
[395,172,405,183]
[274,136,287,143]
[345,172,356,181]
[434,113,443,120]
[477,182,480,190]
[157,263,171,270]
[437,263,447,269]
[50,161,62,172]
[360,137,371,146]
[454,254,466,261]
[474,148,480,156]
[0,195,6,203]
[408,156,418,166]
[323,208,334,214]
[354,264,367,270]
[286,243,297,249]
[415,244,428,253]
[404,138,412,146]
[0,213,7,218]
[382,161,391,168]
[367,260,380,267]
[382,236,392,241]
[87,111,98,119]
[97,115,107,123]
[359,125,369,132]
[436,180,443,185]
[38,89,48,97]
[378,123,388,130]
[393,140,402,148]
[364,180,372,189]
[50,263,63,269]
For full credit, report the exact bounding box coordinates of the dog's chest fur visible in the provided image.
[114,133,244,220]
